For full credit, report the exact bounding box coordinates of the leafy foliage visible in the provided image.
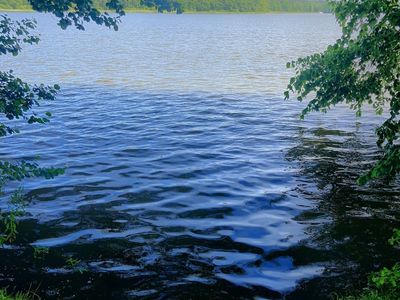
[0,1,125,244]
[0,71,60,136]
[0,0,125,141]
[0,13,64,187]
[389,229,400,247]
[140,0,183,13]
[64,256,87,273]
[28,0,124,30]
[0,15,38,56]
[340,230,400,300]
[33,246,49,260]
[0,189,26,245]
[371,265,400,290]
[0,161,64,183]
[65,257,81,269]
[285,0,400,184]
[368,229,400,298]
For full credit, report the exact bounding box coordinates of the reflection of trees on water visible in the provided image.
[285,124,400,299]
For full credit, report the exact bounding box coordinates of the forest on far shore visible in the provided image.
[0,0,330,13]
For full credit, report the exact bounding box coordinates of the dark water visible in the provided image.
[1,13,399,299]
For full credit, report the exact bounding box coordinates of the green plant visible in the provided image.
[65,257,81,269]
[0,289,30,300]
[0,188,26,245]
[285,0,399,184]
[33,246,49,260]
[339,290,392,300]
[65,257,88,274]
[388,229,400,247]
[371,264,400,290]
[0,1,127,243]
[339,229,400,300]
[370,230,400,292]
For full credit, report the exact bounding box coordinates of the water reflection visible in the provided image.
[1,85,399,299]
[286,121,400,299]
[0,88,321,299]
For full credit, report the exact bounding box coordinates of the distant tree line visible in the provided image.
[0,0,329,13]
[0,0,31,9]
[178,0,329,13]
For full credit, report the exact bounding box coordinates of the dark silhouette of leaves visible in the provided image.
[286,0,400,184]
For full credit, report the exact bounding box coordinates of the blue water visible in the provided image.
[0,13,399,299]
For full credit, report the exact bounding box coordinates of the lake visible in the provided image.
[1,13,399,299]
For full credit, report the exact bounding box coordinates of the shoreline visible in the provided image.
[0,8,330,14]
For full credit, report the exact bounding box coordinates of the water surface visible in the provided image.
[1,13,399,299]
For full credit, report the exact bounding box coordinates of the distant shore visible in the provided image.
[0,8,330,14]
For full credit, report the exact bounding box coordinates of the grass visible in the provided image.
[0,290,29,300]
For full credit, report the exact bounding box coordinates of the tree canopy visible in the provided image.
[285,0,400,184]
[28,0,124,30]
[140,0,183,13]
[1,0,125,139]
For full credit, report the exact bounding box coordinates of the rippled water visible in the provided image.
[1,13,399,299]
